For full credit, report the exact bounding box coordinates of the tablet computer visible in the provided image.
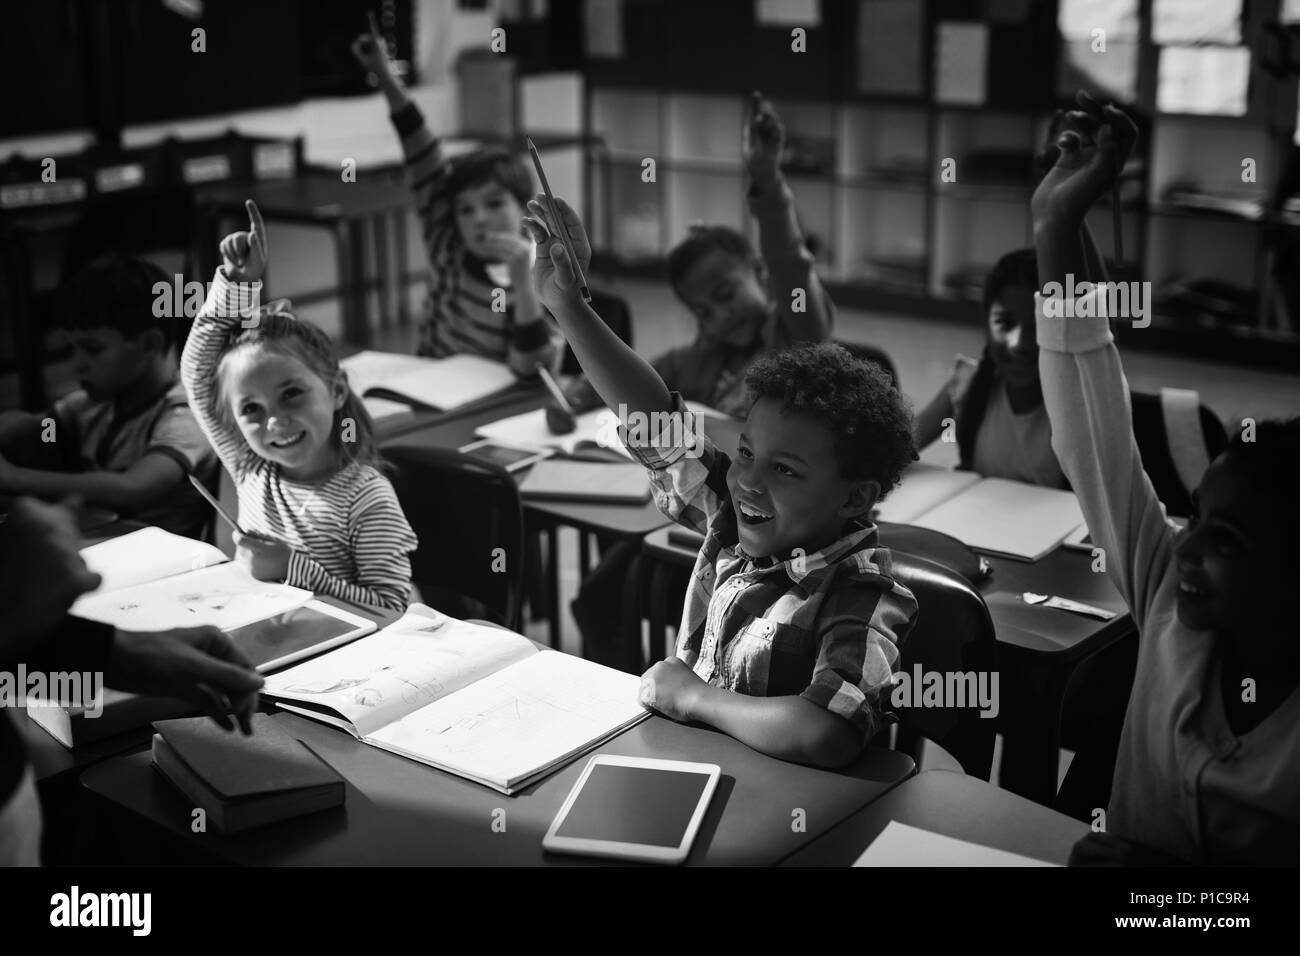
[542,755,721,864]
[457,438,554,473]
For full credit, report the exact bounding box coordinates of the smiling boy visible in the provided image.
[522,197,918,768]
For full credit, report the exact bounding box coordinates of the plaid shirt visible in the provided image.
[624,396,918,740]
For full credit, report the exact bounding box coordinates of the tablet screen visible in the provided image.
[554,763,712,847]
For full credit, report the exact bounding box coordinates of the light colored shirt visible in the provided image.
[1037,289,1299,865]
[970,381,1067,487]
[52,377,217,538]
[181,272,418,611]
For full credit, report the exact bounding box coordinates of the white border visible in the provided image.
[542,755,721,865]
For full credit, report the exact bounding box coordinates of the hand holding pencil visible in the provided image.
[521,192,594,312]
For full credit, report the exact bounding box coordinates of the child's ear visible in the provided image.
[840,479,881,520]
[331,372,348,410]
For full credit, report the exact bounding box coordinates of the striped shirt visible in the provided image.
[624,395,918,740]
[181,271,417,611]
[389,102,563,376]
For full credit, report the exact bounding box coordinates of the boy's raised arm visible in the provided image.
[745,96,833,344]
[522,196,674,424]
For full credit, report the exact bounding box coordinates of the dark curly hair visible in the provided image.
[667,224,760,291]
[744,343,917,497]
[54,254,180,349]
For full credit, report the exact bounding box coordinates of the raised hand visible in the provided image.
[521,194,593,313]
[350,12,391,80]
[744,92,785,191]
[219,199,270,284]
[1031,92,1138,228]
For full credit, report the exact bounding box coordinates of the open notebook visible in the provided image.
[340,350,520,418]
[262,605,648,794]
[475,400,728,461]
[71,527,312,631]
[875,463,1085,562]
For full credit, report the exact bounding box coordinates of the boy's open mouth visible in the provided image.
[1177,578,1208,599]
[269,431,306,449]
[737,500,774,525]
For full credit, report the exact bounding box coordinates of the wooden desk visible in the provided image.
[380,393,678,647]
[781,769,1090,866]
[639,526,1134,807]
[81,709,916,866]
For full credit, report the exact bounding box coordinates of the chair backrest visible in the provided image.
[886,549,999,779]
[384,444,525,631]
[834,338,899,390]
[561,289,633,374]
[1130,390,1228,518]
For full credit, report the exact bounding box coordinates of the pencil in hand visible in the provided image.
[525,137,592,303]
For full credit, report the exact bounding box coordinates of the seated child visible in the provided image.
[0,255,217,538]
[1034,94,1298,865]
[563,97,841,668]
[351,26,561,376]
[549,96,835,425]
[913,249,1067,488]
[522,195,918,768]
[181,201,417,612]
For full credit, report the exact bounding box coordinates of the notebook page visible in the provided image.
[381,354,518,410]
[261,606,537,738]
[71,562,311,632]
[854,821,1059,867]
[874,463,983,524]
[368,650,645,788]
[909,477,1085,560]
[78,527,228,595]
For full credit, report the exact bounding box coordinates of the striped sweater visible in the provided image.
[181,271,417,611]
[390,102,562,376]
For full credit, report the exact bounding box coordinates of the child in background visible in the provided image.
[522,194,917,768]
[351,26,561,376]
[181,201,417,612]
[548,95,835,427]
[1033,93,1298,865]
[0,255,217,538]
[913,249,1066,488]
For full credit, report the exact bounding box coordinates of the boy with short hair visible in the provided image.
[0,255,217,539]
[522,196,918,768]
[352,27,561,376]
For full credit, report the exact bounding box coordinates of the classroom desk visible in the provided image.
[781,769,1090,867]
[379,392,683,648]
[81,708,916,866]
[639,527,1134,807]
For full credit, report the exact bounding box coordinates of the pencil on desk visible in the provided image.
[188,474,246,537]
[525,137,592,303]
[536,364,574,415]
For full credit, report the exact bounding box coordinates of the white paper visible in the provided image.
[475,400,724,458]
[1152,0,1241,45]
[874,463,982,525]
[262,605,537,738]
[935,22,988,106]
[1157,46,1251,117]
[71,562,312,633]
[854,821,1059,866]
[369,650,645,787]
[340,350,518,411]
[909,478,1085,561]
[78,527,228,595]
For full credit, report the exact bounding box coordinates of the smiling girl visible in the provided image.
[181,201,417,612]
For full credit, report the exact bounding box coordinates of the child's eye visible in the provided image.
[240,403,260,417]
[713,283,737,302]
[283,387,304,401]
[737,445,754,460]
[774,463,797,477]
